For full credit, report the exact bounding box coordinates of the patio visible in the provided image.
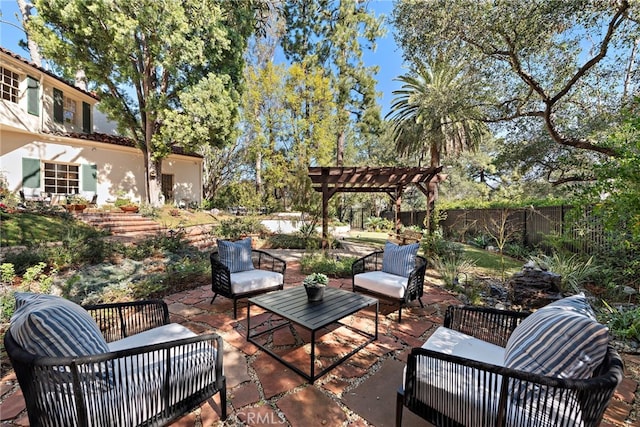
[1,248,637,426]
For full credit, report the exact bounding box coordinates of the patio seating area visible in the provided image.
[1,249,638,426]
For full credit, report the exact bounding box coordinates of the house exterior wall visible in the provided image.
[0,49,203,207]
[0,129,203,206]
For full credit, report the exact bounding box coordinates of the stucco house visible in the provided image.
[0,47,203,207]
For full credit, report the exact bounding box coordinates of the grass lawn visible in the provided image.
[345,230,524,277]
[0,211,97,246]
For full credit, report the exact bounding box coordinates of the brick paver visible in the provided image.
[1,249,637,426]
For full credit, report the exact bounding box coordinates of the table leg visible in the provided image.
[246,301,251,342]
[310,330,316,382]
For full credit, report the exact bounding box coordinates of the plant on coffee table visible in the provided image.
[303,273,328,302]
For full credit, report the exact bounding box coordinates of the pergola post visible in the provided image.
[395,185,403,234]
[322,181,329,248]
[308,167,443,242]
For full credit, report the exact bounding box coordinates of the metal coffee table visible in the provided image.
[247,286,378,383]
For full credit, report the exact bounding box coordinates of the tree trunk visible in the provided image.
[17,0,42,66]
[336,129,345,167]
[147,155,162,207]
[256,151,262,194]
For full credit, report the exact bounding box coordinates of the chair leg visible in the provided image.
[233,299,237,319]
[220,379,227,421]
[418,297,424,308]
[211,293,218,305]
[398,306,402,323]
[396,389,404,427]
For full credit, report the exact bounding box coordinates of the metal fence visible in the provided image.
[350,205,607,255]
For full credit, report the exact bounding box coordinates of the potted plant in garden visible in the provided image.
[114,197,139,213]
[65,194,89,213]
[302,273,328,302]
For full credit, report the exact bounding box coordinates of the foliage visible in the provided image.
[21,262,56,294]
[387,58,487,167]
[282,0,384,165]
[299,252,355,278]
[114,198,137,208]
[266,233,324,250]
[421,230,464,263]
[529,253,602,294]
[599,301,640,343]
[29,0,264,205]
[303,272,329,288]
[214,217,269,241]
[364,216,393,232]
[392,1,637,187]
[1,263,16,285]
[0,211,92,246]
[432,255,476,290]
[2,247,48,276]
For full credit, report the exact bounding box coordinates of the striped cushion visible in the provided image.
[381,241,419,277]
[10,292,109,357]
[217,237,254,273]
[504,294,608,379]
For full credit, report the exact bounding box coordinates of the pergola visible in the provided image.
[308,166,443,242]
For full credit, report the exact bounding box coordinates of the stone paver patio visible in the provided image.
[1,249,637,426]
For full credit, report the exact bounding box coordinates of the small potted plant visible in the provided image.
[65,194,89,212]
[302,273,328,302]
[114,197,139,213]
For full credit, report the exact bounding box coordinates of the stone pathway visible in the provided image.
[1,255,637,426]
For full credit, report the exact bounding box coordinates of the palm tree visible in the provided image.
[386,59,487,168]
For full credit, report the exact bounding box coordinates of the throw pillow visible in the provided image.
[217,237,254,273]
[10,292,110,357]
[504,294,609,379]
[381,241,419,277]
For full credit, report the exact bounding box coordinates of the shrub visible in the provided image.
[266,233,324,250]
[299,252,356,278]
[599,301,640,342]
[215,217,269,240]
[2,247,48,275]
[364,216,393,232]
[529,252,601,293]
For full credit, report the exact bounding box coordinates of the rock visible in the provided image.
[508,265,563,309]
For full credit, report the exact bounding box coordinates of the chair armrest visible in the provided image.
[444,305,530,347]
[403,345,622,426]
[405,256,427,301]
[251,250,286,274]
[351,251,384,275]
[83,300,170,343]
[210,251,233,296]
[7,331,225,426]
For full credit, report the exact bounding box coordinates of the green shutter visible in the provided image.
[53,88,63,123]
[27,76,39,116]
[82,164,97,192]
[82,102,91,133]
[22,158,41,189]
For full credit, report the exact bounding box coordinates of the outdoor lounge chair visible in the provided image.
[5,295,226,427]
[210,238,286,318]
[352,242,426,322]
[396,301,623,427]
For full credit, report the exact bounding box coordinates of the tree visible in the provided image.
[392,0,639,184]
[28,0,266,205]
[387,58,487,168]
[16,0,42,66]
[282,0,384,166]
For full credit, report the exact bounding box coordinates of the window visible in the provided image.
[44,162,79,194]
[1,67,19,103]
[63,96,76,124]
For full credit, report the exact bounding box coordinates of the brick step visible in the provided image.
[77,212,163,236]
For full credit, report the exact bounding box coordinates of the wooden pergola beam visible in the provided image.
[308,166,443,244]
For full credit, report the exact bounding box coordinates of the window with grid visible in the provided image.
[1,67,19,103]
[63,96,76,124]
[44,163,79,194]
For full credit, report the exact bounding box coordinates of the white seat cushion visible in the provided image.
[230,269,283,294]
[422,326,506,363]
[353,271,407,299]
[107,323,197,352]
[405,327,583,427]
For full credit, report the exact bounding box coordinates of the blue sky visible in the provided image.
[0,0,405,115]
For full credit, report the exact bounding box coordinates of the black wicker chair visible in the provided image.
[210,249,286,318]
[351,251,426,322]
[5,300,226,427]
[396,305,624,427]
